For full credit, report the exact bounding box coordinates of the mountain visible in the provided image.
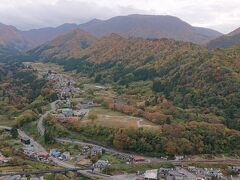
[23,23,78,46]
[0,23,33,57]
[207,27,240,48]
[78,14,222,44]
[28,29,97,60]
[0,14,222,55]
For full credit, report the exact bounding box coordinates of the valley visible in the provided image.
[0,12,239,179]
[4,62,238,179]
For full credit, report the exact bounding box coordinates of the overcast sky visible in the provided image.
[0,0,239,33]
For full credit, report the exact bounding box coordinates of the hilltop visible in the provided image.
[0,23,33,57]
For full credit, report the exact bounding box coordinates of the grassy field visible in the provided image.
[80,107,139,128]
[81,107,161,130]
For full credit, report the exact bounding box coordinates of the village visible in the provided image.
[1,62,238,179]
[17,133,240,180]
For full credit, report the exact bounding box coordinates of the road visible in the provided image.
[56,138,133,158]
[37,101,58,136]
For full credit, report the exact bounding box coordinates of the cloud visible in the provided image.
[0,0,239,33]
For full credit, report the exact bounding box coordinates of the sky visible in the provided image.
[0,0,239,33]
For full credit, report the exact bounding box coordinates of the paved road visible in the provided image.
[18,129,45,153]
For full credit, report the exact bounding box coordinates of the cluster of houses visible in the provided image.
[229,166,240,175]
[187,166,224,180]
[82,145,103,157]
[20,137,71,163]
[141,168,187,180]
[23,147,49,163]
[47,72,80,99]
[53,98,93,123]
[141,167,226,180]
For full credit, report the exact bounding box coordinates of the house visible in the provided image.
[133,155,145,162]
[118,153,132,162]
[144,169,158,180]
[91,146,103,156]
[38,152,49,159]
[94,160,109,169]
[158,168,171,177]
[166,170,187,180]
[50,149,61,158]
[23,147,34,157]
[21,137,31,145]
[61,151,70,160]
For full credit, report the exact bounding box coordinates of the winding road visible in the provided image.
[37,101,58,136]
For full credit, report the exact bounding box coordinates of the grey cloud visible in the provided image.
[0,0,239,33]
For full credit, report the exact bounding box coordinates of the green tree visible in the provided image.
[10,127,18,139]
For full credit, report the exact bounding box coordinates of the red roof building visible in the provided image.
[38,152,49,158]
[133,155,145,162]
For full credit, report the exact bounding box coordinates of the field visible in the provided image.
[30,62,64,74]
[79,106,161,130]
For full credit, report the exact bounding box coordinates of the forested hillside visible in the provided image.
[0,62,48,125]
[28,33,240,131]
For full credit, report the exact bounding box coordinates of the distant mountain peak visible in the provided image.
[78,14,221,44]
[0,22,33,56]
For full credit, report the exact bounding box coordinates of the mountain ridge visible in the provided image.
[207,27,240,48]
[78,14,222,44]
[0,14,223,56]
